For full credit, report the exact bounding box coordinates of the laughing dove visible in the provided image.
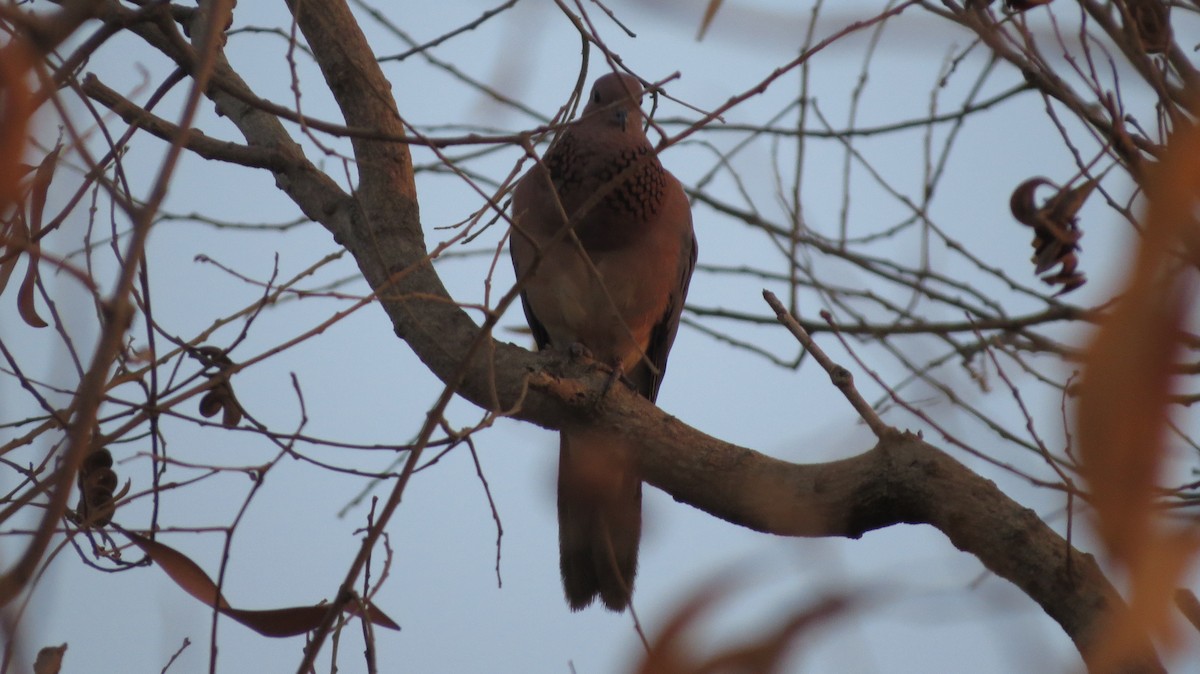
[510,73,697,611]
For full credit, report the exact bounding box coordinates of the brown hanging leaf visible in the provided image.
[16,255,47,328]
[123,531,400,637]
[1009,176,1094,294]
[74,447,124,527]
[1077,123,1200,670]
[28,145,60,234]
[9,145,59,329]
[221,393,244,428]
[193,346,243,428]
[198,380,242,428]
[33,643,66,674]
[199,388,224,418]
[222,604,393,639]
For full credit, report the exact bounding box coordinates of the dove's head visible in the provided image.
[582,73,645,132]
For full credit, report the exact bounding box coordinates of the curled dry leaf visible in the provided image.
[192,346,244,428]
[1009,176,1094,295]
[1077,123,1200,670]
[199,380,243,428]
[123,531,400,637]
[75,447,123,527]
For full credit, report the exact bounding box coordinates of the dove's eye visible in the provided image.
[593,91,601,104]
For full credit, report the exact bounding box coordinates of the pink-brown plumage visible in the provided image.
[510,73,696,611]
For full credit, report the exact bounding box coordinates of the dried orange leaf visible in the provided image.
[636,576,848,674]
[0,43,35,211]
[1078,176,1184,553]
[1094,532,1198,668]
[124,531,399,637]
[1176,588,1200,635]
[1077,122,1200,668]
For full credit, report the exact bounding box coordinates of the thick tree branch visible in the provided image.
[536,371,1162,674]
